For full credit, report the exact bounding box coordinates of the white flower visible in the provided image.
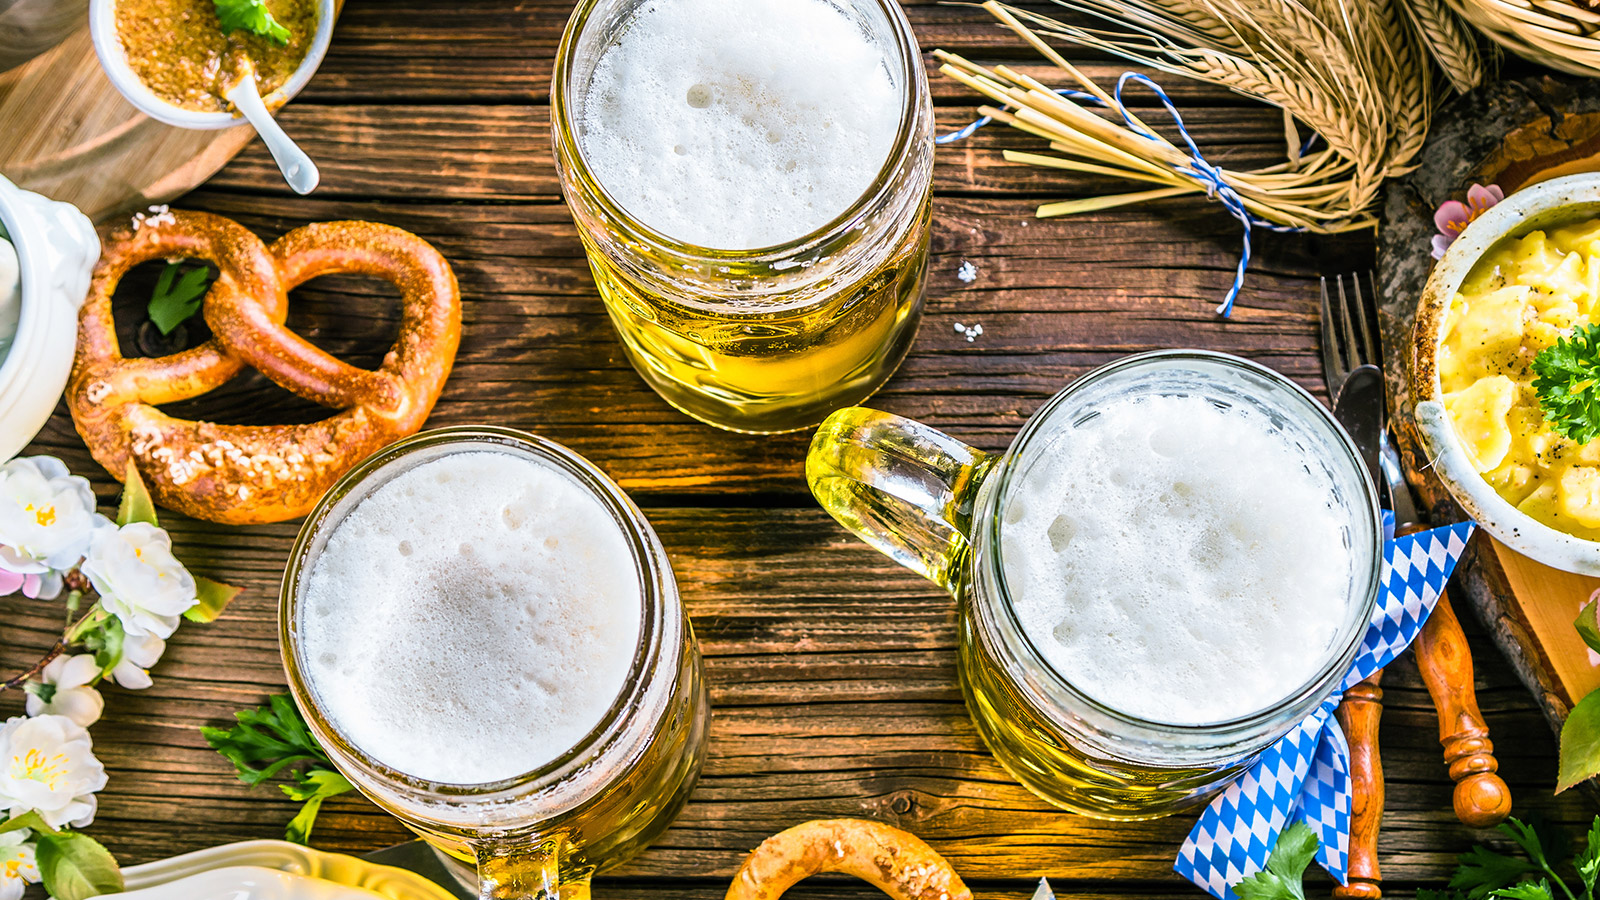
[81,523,196,639]
[25,656,104,728]
[105,631,166,691]
[0,830,38,900]
[0,715,106,829]
[0,457,103,578]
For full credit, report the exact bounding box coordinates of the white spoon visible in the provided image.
[225,66,320,195]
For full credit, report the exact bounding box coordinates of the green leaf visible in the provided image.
[279,768,354,844]
[213,0,291,44]
[1533,324,1600,444]
[1453,845,1538,898]
[1503,819,1555,871]
[115,461,157,528]
[184,576,242,623]
[145,261,210,336]
[204,695,332,787]
[1493,881,1557,900]
[83,617,126,680]
[1578,599,1600,658]
[1232,822,1319,900]
[34,831,124,900]
[1561,690,1600,793]
[1419,890,1469,900]
[1577,818,1600,900]
[0,811,56,837]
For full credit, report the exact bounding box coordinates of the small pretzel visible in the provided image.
[726,819,972,900]
[68,211,461,525]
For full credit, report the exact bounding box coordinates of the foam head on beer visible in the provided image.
[577,0,901,250]
[299,451,643,785]
[1001,394,1356,726]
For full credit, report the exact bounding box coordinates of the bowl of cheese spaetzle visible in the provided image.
[1414,173,1600,575]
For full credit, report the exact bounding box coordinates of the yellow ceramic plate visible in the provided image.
[91,840,459,900]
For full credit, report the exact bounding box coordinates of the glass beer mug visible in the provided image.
[807,351,1381,819]
[281,427,709,897]
[551,0,934,434]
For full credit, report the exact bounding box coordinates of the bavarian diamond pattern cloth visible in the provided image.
[1173,520,1474,900]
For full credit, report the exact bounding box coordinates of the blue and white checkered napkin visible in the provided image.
[1173,519,1476,899]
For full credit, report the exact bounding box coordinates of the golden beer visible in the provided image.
[281,427,709,898]
[808,352,1383,819]
[551,0,935,434]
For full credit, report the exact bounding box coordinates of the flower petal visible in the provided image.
[1434,199,1470,233]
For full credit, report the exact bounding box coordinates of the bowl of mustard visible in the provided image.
[88,0,334,130]
[1413,172,1600,575]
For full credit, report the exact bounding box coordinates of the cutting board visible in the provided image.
[1379,76,1600,773]
[0,4,337,223]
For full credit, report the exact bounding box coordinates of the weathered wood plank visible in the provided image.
[0,509,1585,895]
[26,193,1368,499]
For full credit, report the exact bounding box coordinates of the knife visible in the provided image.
[363,841,475,900]
[1329,364,1388,900]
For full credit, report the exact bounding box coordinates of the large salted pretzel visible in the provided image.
[68,210,461,525]
[727,819,972,900]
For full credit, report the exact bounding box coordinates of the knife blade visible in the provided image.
[1332,364,1386,500]
[362,841,475,900]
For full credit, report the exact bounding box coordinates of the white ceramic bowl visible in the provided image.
[87,0,335,130]
[0,175,98,462]
[1412,173,1600,575]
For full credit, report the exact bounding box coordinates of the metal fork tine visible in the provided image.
[1351,272,1380,367]
[1337,275,1361,375]
[1319,276,1345,394]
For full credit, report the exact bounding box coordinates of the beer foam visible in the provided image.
[577,0,901,249]
[299,451,643,784]
[1000,394,1356,725]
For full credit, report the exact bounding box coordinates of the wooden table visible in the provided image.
[6,2,1594,897]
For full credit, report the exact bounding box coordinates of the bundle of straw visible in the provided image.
[940,0,1482,233]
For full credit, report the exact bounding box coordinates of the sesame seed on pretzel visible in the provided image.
[68,210,461,525]
[726,819,972,900]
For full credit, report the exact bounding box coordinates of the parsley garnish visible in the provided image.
[202,695,354,845]
[1230,816,1600,900]
[146,262,210,336]
[213,0,292,46]
[1533,324,1600,445]
[1234,822,1319,900]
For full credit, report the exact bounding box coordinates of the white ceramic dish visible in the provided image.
[87,0,335,130]
[0,174,97,462]
[88,839,459,899]
[1412,173,1600,575]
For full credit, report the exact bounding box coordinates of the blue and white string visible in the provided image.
[937,73,1308,317]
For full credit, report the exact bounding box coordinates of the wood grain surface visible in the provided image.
[7,3,1594,899]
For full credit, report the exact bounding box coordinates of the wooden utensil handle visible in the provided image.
[1413,590,1512,827]
[1334,670,1384,900]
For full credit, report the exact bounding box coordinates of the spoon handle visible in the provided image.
[226,75,319,195]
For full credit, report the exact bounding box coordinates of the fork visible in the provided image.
[1320,272,1511,900]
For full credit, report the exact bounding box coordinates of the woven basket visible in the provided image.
[1440,0,1600,77]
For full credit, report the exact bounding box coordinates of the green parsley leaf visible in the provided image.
[34,830,124,900]
[1533,324,1600,444]
[146,262,211,336]
[281,768,354,844]
[1576,818,1600,900]
[1454,844,1539,898]
[204,695,354,844]
[1233,822,1319,900]
[1494,881,1558,900]
[213,0,291,45]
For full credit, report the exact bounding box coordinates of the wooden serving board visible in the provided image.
[1379,76,1600,780]
[0,6,336,224]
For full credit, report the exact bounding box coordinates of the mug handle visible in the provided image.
[806,407,997,592]
[476,835,592,900]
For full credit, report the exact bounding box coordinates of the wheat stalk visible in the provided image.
[940,0,1449,234]
[1399,0,1486,92]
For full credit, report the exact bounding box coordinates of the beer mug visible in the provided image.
[807,351,1382,819]
[551,0,934,434]
[281,427,709,897]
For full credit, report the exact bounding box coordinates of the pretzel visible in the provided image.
[68,210,461,525]
[726,819,972,900]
